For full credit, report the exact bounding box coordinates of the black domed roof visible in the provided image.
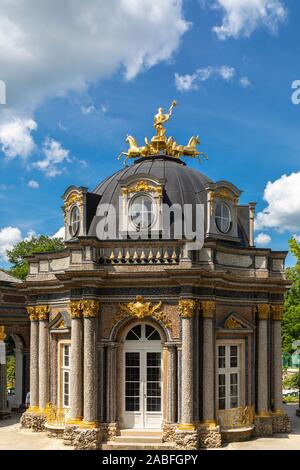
[88,156,212,238]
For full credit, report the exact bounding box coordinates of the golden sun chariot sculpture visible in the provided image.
[118,101,208,165]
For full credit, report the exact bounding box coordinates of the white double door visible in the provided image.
[123,341,163,429]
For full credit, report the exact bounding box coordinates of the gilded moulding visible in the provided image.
[224,316,243,329]
[256,304,270,320]
[0,326,6,341]
[26,306,39,322]
[63,191,84,224]
[271,305,284,321]
[178,299,200,319]
[177,423,197,432]
[36,305,50,321]
[115,295,171,329]
[123,181,163,197]
[69,299,100,319]
[201,301,216,318]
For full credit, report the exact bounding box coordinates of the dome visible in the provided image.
[88,155,212,238]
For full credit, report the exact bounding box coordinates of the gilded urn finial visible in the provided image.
[117,101,208,165]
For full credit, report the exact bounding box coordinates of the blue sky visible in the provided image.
[0,0,299,267]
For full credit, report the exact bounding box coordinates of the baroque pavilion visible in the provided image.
[19,103,290,449]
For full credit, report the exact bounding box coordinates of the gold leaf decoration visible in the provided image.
[115,295,171,329]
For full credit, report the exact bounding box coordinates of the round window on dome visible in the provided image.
[129,194,155,230]
[69,205,80,237]
[215,202,231,234]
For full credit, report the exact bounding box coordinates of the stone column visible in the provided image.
[37,305,50,412]
[68,301,83,424]
[82,300,99,428]
[27,307,39,411]
[166,343,177,423]
[202,301,216,424]
[0,326,8,417]
[272,305,284,414]
[97,343,105,423]
[198,301,222,449]
[177,299,198,431]
[256,304,270,416]
[106,343,117,423]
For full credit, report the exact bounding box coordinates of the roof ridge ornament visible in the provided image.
[117,101,208,165]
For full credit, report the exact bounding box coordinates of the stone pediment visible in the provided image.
[221,312,255,331]
[49,310,70,330]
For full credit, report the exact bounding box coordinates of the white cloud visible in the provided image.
[81,105,96,115]
[292,234,300,243]
[255,232,271,246]
[0,0,189,114]
[240,76,251,88]
[52,227,65,240]
[175,65,235,92]
[28,179,39,189]
[0,118,37,159]
[0,226,22,261]
[33,137,71,177]
[211,0,287,40]
[255,172,300,233]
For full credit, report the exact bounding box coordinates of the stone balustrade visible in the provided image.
[98,244,183,265]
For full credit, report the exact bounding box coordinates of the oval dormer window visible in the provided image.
[129,194,155,230]
[69,205,80,237]
[215,202,231,234]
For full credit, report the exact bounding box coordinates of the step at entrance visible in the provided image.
[102,429,176,450]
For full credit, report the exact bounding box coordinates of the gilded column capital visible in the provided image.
[256,304,270,320]
[69,300,83,319]
[82,300,100,318]
[0,326,6,341]
[271,305,284,321]
[178,299,200,318]
[36,305,50,321]
[201,301,216,318]
[27,306,38,321]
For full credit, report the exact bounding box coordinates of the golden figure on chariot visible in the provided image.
[118,101,208,164]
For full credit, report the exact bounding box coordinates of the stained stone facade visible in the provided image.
[18,149,291,449]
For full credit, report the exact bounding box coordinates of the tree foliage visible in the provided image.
[283,238,300,353]
[6,235,65,280]
[6,355,15,389]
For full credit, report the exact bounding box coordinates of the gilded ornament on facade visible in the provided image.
[224,316,243,329]
[69,299,100,319]
[27,306,38,321]
[271,305,284,321]
[36,305,50,321]
[0,326,6,341]
[178,299,200,318]
[201,301,216,318]
[115,296,171,329]
[117,101,208,164]
[123,181,163,197]
[63,191,84,224]
[256,304,270,320]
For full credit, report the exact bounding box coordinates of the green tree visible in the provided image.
[6,355,16,389]
[282,238,300,353]
[6,235,65,280]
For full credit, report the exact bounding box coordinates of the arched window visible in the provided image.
[69,205,80,237]
[215,202,231,234]
[129,194,155,230]
[125,324,161,341]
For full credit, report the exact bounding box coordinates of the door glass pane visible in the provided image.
[218,346,226,368]
[125,352,140,412]
[145,325,161,340]
[126,325,142,340]
[146,352,161,412]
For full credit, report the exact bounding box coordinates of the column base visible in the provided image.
[20,410,46,432]
[162,422,177,442]
[271,411,291,433]
[175,429,198,450]
[198,422,222,448]
[254,413,273,436]
[101,422,120,442]
[63,423,101,449]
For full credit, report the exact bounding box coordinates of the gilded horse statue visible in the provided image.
[118,135,150,164]
[167,136,208,162]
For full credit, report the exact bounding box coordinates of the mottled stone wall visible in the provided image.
[20,411,46,432]
[272,413,291,433]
